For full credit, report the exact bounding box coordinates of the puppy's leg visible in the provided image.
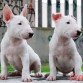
[20,54,32,82]
[47,53,57,81]
[34,60,42,77]
[74,54,83,81]
[0,53,8,80]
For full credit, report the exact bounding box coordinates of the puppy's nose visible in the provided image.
[77,30,81,36]
[29,33,34,38]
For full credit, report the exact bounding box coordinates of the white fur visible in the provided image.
[47,14,83,81]
[0,4,41,82]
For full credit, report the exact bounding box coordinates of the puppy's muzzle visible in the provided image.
[77,30,81,36]
[22,32,34,39]
[29,33,34,38]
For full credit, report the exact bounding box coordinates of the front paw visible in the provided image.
[69,74,83,81]
[74,74,83,81]
[0,74,7,80]
[22,76,32,82]
[35,72,42,78]
[47,75,56,81]
[68,72,75,80]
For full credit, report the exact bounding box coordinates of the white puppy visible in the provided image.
[0,4,41,82]
[47,13,83,81]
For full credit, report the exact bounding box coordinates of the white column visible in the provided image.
[77,0,81,28]
[42,0,47,28]
[69,0,73,15]
[35,0,38,27]
[51,0,56,28]
[60,0,65,15]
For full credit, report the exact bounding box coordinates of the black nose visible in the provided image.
[29,33,34,38]
[77,31,81,36]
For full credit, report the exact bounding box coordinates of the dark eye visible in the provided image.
[18,22,22,25]
[66,21,70,24]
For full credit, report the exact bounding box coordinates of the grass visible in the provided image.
[0,63,50,73]
[82,64,83,71]
[0,63,83,73]
[41,63,50,72]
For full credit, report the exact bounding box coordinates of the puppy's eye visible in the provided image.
[18,22,22,25]
[66,21,70,24]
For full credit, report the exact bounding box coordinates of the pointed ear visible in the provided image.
[20,4,27,17]
[3,4,14,23]
[52,13,62,21]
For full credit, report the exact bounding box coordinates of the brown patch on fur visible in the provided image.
[30,62,36,71]
[8,70,21,76]
[30,61,38,72]
[30,61,41,73]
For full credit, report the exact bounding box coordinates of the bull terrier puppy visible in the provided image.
[0,4,42,82]
[47,13,83,81]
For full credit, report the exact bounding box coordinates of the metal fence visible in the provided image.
[0,0,82,28]
[35,0,82,28]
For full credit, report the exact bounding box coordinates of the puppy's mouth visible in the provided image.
[22,33,34,40]
[72,33,82,38]
[72,35,81,39]
[24,37,30,40]
[21,35,30,40]
[23,36,33,40]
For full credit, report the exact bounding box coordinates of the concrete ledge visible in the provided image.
[0,77,82,83]
[0,73,82,83]
[0,77,83,83]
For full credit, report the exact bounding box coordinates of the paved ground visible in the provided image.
[0,73,83,83]
[0,76,82,83]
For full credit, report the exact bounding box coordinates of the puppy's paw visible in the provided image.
[35,72,42,78]
[69,72,75,77]
[69,72,75,80]
[0,74,7,80]
[75,74,83,81]
[47,75,56,81]
[22,76,32,82]
[69,74,83,81]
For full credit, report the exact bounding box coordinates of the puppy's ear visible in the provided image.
[20,4,27,17]
[52,13,62,21]
[3,4,14,23]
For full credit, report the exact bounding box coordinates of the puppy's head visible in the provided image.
[52,13,81,39]
[3,4,34,40]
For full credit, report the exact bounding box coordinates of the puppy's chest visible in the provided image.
[5,44,24,56]
[54,44,74,59]
[53,44,75,73]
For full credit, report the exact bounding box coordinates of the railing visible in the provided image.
[35,0,82,28]
[0,0,82,28]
